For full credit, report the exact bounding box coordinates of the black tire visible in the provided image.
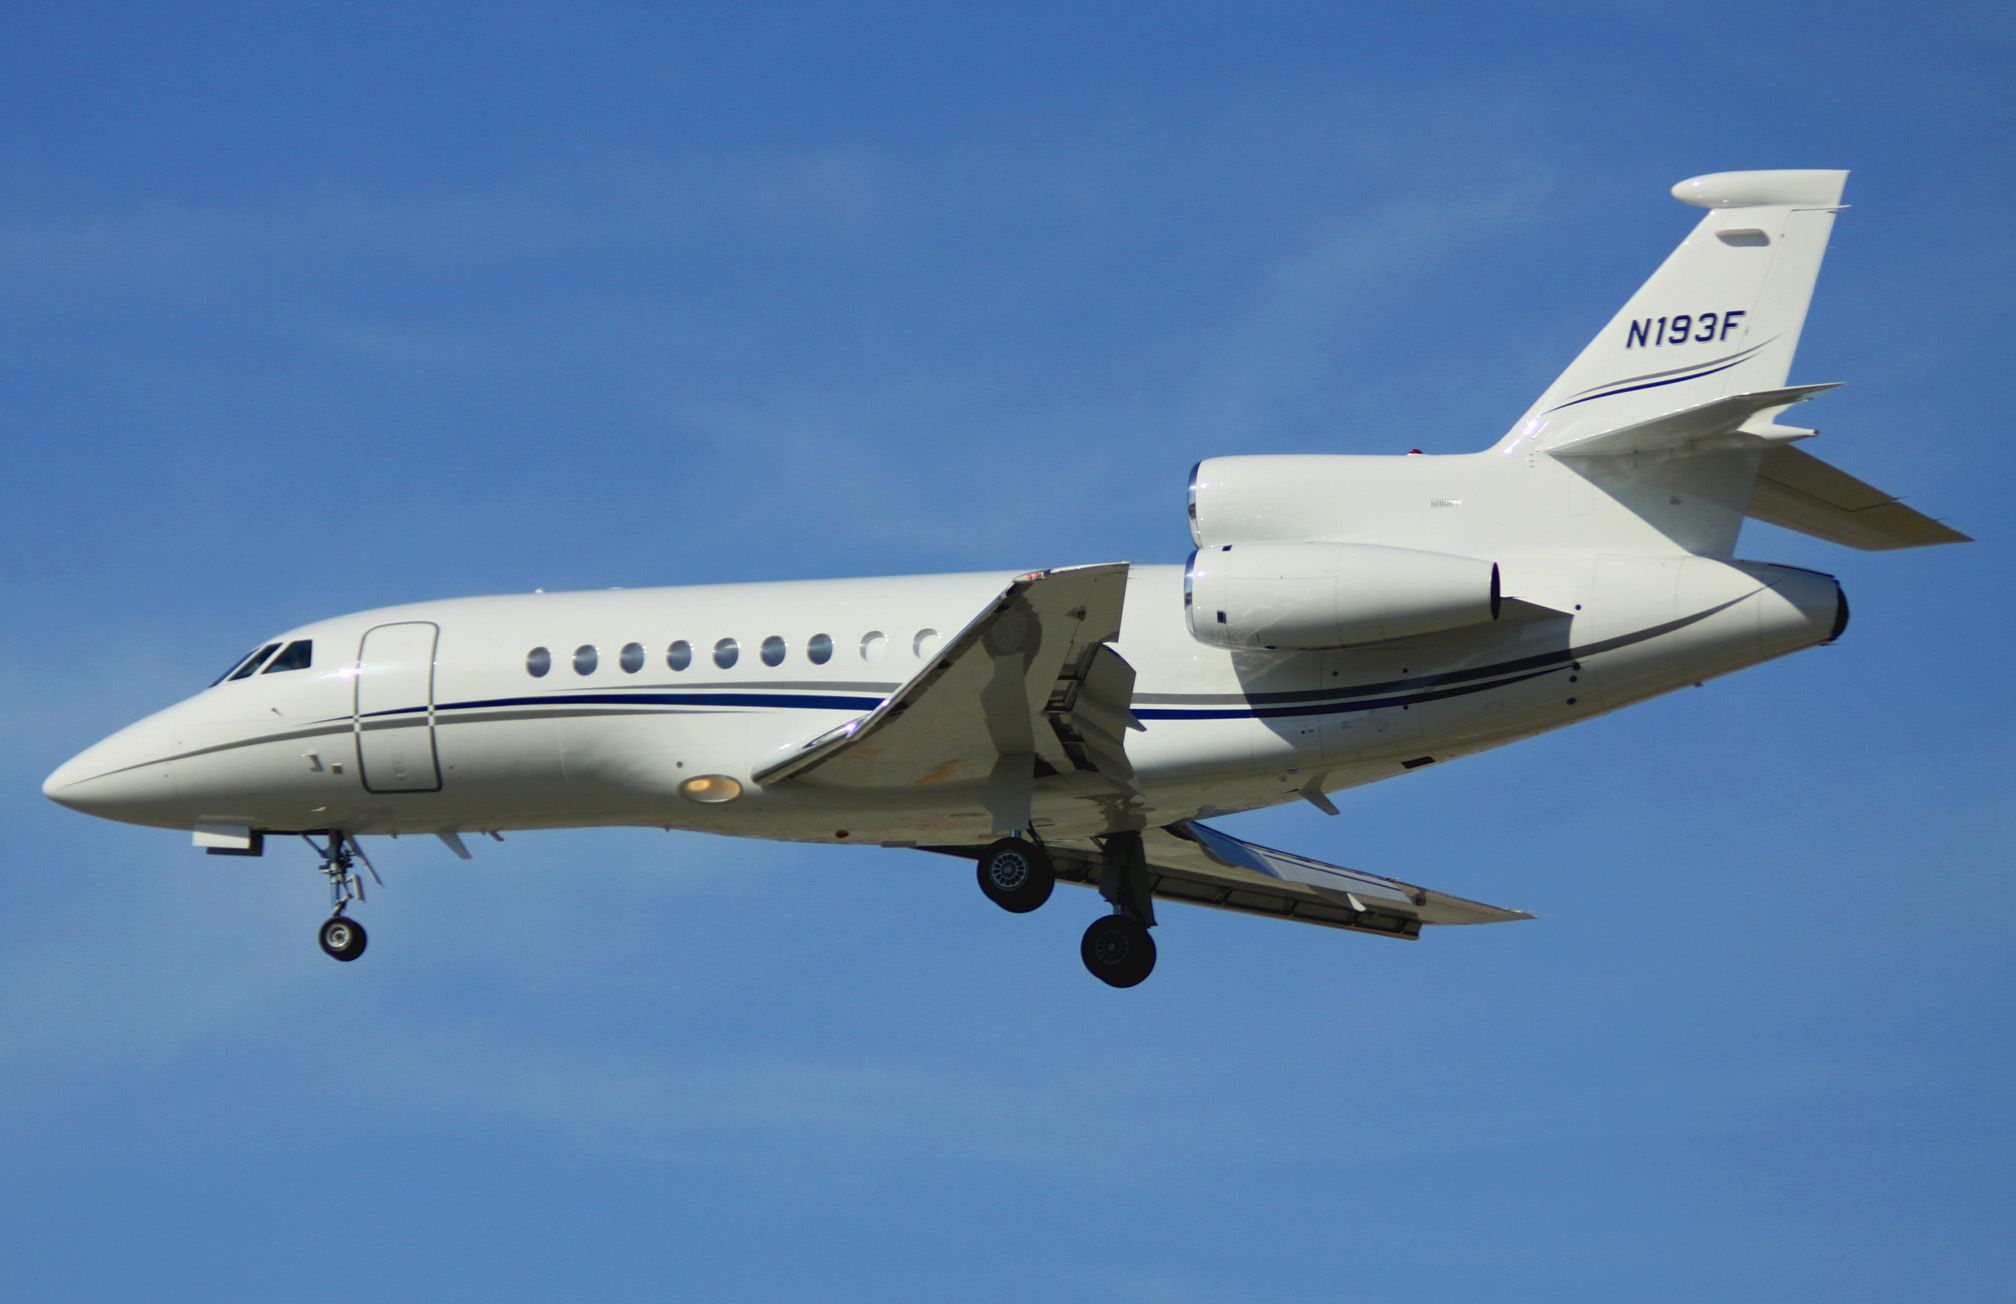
[318,915,368,962]
[976,837,1055,914]
[1080,915,1156,988]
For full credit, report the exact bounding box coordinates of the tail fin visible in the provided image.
[1495,170,1848,456]
[1186,171,1967,565]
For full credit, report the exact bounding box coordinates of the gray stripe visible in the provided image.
[79,704,737,779]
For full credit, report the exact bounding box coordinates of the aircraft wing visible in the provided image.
[752,563,1138,827]
[1022,821,1533,940]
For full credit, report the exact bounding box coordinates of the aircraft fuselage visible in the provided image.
[44,557,1843,846]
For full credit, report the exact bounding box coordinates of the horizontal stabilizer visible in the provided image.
[1747,445,1972,550]
[1548,384,1839,458]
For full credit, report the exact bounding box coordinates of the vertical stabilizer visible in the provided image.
[1495,170,1848,456]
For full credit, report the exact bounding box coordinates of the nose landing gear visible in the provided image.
[305,832,379,963]
[318,914,367,961]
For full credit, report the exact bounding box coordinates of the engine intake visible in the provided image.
[1185,542,1500,650]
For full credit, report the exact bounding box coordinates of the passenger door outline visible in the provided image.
[354,621,443,794]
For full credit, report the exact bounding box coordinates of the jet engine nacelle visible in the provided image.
[1184,541,1501,650]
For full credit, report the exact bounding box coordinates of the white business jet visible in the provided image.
[44,170,1966,986]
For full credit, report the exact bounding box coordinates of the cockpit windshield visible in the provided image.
[262,640,313,674]
[213,643,281,686]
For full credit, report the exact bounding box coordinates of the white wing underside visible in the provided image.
[1052,821,1531,939]
[756,562,1532,936]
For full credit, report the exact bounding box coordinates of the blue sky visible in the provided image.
[4,3,2012,1299]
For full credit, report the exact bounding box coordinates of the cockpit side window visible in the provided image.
[217,643,281,685]
[262,640,314,674]
[213,649,260,685]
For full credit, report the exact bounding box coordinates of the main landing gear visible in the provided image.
[1080,914,1155,989]
[306,832,379,963]
[977,837,1056,913]
[974,831,1158,988]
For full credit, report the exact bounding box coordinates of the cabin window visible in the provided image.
[620,642,645,673]
[573,645,599,675]
[807,633,833,665]
[227,643,282,682]
[526,647,552,677]
[913,628,940,659]
[263,640,314,674]
[667,640,692,671]
[860,631,887,661]
[761,635,787,667]
[714,637,739,669]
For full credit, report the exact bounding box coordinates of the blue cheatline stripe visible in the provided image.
[361,675,1554,727]
[1544,354,1753,414]
[444,691,889,714]
[345,596,1750,727]
[354,689,889,721]
[121,597,1754,781]
[1136,668,1559,721]
[1135,595,1741,709]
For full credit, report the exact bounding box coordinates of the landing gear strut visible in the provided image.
[305,832,379,963]
[1081,830,1158,988]
[971,829,1161,985]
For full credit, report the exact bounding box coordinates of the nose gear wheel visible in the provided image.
[303,832,381,963]
[318,915,367,961]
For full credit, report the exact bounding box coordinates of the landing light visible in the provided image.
[680,775,743,804]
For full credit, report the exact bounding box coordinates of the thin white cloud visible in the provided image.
[1177,182,1552,445]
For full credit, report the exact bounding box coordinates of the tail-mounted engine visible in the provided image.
[1184,541,1500,651]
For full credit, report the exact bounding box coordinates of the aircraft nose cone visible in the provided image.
[43,745,106,808]
[43,732,178,824]
[43,757,81,805]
